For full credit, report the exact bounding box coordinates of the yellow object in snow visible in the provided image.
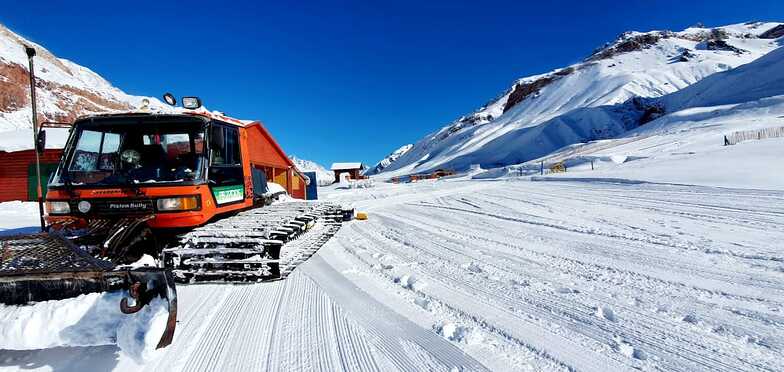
[549,162,566,173]
[356,212,368,220]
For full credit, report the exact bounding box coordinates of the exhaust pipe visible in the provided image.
[24,46,45,232]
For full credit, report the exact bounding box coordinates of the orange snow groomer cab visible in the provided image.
[43,111,307,258]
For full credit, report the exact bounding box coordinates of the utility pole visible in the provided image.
[25,46,45,232]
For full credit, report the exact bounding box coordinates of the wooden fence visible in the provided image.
[725,126,784,145]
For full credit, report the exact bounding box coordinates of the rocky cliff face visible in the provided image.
[0,23,158,139]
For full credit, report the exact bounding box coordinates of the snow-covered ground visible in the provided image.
[1,176,782,371]
[475,94,784,190]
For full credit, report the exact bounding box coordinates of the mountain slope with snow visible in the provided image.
[375,21,783,177]
[364,143,413,176]
[289,156,334,185]
[0,23,163,151]
[473,43,784,190]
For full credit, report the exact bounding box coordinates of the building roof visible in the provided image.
[331,162,365,171]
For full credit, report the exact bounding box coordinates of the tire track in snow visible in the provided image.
[217,283,285,372]
[464,187,784,284]
[331,303,384,372]
[300,255,492,372]
[416,196,784,297]
[352,205,780,370]
[401,203,784,350]
[341,221,626,372]
[416,199,784,267]
[147,285,231,372]
[503,184,784,231]
[322,179,783,371]
[265,271,406,372]
[369,210,780,371]
[180,285,259,372]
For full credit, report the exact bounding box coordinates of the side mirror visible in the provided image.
[36,130,46,154]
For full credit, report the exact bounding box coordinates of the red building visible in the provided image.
[330,162,367,183]
[0,148,63,202]
[241,115,307,199]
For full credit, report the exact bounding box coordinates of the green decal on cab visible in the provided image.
[212,185,244,205]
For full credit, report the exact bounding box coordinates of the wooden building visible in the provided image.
[0,149,63,202]
[238,115,308,200]
[330,162,367,183]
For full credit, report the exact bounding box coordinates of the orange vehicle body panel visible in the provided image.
[44,111,308,230]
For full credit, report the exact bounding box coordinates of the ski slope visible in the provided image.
[2,177,783,371]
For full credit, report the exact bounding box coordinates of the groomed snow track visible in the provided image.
[3,179,782,372]
[162,202,343,283]
[322,179,784,372]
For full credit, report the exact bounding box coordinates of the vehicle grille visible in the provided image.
[71,199,155,216]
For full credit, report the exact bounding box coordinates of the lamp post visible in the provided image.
[25,45,46,232]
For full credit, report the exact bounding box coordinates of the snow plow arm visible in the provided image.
[119,268,178,348]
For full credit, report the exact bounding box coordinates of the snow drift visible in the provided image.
[0,292,169,361]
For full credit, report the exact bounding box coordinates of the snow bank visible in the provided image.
[0,291,169,362]
[265,182,287,196]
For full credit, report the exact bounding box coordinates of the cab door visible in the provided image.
[208,122,245,206]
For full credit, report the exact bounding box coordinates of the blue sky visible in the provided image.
[2,0,782,166]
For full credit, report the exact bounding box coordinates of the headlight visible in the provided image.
[156,196,199,211]
[46,201,70,215]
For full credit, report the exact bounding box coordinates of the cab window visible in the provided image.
[209,123,243,186]
[210,126,241,166]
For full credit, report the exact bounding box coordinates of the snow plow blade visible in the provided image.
[0,232,178,349]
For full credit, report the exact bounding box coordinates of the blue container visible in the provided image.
[304,171,318,200]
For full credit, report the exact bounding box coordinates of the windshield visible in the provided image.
[50,122,207,186]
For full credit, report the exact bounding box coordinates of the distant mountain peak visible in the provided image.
[289,156,334,186]
[369,21,784,177]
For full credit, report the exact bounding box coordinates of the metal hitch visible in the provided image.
[0,233,178,349]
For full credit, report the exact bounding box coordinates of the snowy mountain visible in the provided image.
[364,143,412,176]
[476,42,784,190]
[289,156,334,186]
[374,21,784,176]
[0,23,164,151]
